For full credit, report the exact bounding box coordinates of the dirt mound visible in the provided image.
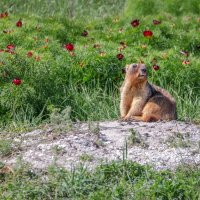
[1,120,200,170]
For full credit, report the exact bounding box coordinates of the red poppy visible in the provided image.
[0,12,8,18]
[81,30,88,37]
[143,30,153,38]
[117,53,124,60]
[6,44,15,51]
[13,79,22,85]
[27,51,33,57]
[153,20,161,25]
[152,65,160,70]
[182,60,190,65]
[64,43,74,51]
[16,19,22,27]
[131,19,140,27]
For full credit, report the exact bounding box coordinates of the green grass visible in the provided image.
[0,0,199,128]
[125,0,200,17]
[0,1,200,198]
[0,161,200,199]
[0,0,125,19]
[0,139,13,157]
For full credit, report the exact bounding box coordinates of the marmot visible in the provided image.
[120,63,177,122]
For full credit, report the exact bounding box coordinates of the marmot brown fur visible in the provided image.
[120,63,177,122]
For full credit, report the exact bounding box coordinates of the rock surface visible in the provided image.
[1,120,200,170]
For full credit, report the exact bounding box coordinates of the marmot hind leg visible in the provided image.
[131,114,160,122]
[131,100,163,122]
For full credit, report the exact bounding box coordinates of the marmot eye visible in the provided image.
[132,64,137,68]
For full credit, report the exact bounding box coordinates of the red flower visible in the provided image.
[152,65,160,70]
[180,50,189,57]
[6,44,15,51]
[143,30,153,38]
[153,20,161,25]
[64,43,74,51]
[81,30,88,37]
[0,12,8,18]
[131,19,140,27]
[12,78,22,85]
[117,53,124,60]
[27,51,33,57]
[182,60,190,65]
[16,19,22,27]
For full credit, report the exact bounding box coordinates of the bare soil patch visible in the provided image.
[1,120,200,170]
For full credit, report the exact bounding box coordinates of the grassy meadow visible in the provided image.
[0,0,200,199]
[0,0,199,130]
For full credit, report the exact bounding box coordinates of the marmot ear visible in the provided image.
[122,65,129,74]
[122,68,126,74]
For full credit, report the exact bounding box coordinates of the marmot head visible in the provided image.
[124,63,148,83]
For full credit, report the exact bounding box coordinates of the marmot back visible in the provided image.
[120,63,177,122]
